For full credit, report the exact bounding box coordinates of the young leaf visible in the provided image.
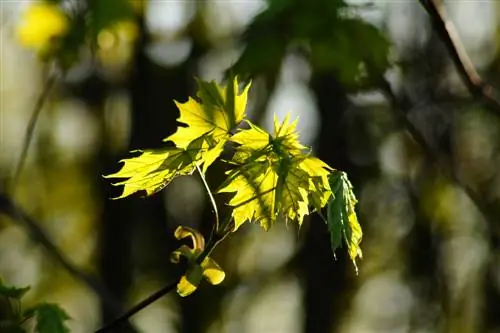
[219,115,332,230]
[170,226,225,297]
[327,171,363,272]
[24,303,70,333]
[104,145,201,199]
[166,76,251,172]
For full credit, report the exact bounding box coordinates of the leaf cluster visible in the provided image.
[106,77,363,270]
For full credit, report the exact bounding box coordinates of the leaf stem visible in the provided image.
[195,163,220,230]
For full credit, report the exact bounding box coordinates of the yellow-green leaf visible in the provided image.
[165,76,251,172]
[201,257,225,285]
[104,146,199,199]
[327,171,363,272]
[219,116,332,230]
[178,266,203,297]
[170,226,226,297]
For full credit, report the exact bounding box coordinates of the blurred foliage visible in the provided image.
[0,278,70,333]
[232,0,390,90]
[4,0,500,332]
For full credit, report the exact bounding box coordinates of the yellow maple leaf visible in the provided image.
[165,77,251,172]
[17,2,69,55]
[219,115,332,231]
[104,144,201,198]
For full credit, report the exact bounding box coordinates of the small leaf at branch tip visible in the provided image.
[327,171,363,272]
[170,226,225,296]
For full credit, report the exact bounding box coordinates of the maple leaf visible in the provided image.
[327,171,363,272]
[166,76,251,173]
[218,115,332,230]
[24,303,70,333]
[104,141,203,198]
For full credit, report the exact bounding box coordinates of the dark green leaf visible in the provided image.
[327,171,363,271]
[0,280,30,300]
[25,303,70,333]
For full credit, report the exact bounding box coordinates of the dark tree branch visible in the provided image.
[418,0,500,112]
[11,73,59,191]
[0,192,127,318]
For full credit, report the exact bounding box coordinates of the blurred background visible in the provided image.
[1,0,500,332]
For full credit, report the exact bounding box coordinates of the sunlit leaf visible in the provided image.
[201,257,225,285]
[327,171,363,272]
[104,144,201,198]
[219,115,332,230]
[166,76,251,172]
[24,303,70,333]
[170,226,225,297]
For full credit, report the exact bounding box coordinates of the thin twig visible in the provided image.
[418,0,500,112]
[11,74,59,191]
[196,164,220,230]
[0,192,126,317]
[95,278,180,333]
[96,227,228,333]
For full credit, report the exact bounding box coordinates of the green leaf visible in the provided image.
[0,280,30,300]
[24,303,70,333]
[327,171,363,272]
[310,17,391,89]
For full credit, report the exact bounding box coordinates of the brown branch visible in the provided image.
[0,192,129,319]
[418,0,500,113]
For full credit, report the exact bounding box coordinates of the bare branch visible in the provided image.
[418,0,500,113]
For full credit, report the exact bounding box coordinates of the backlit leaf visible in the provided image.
[327,171,363,272]
[170,226,225,297]
[166,76,251,172]
[219,115,332,230]
[105,144,201,198]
